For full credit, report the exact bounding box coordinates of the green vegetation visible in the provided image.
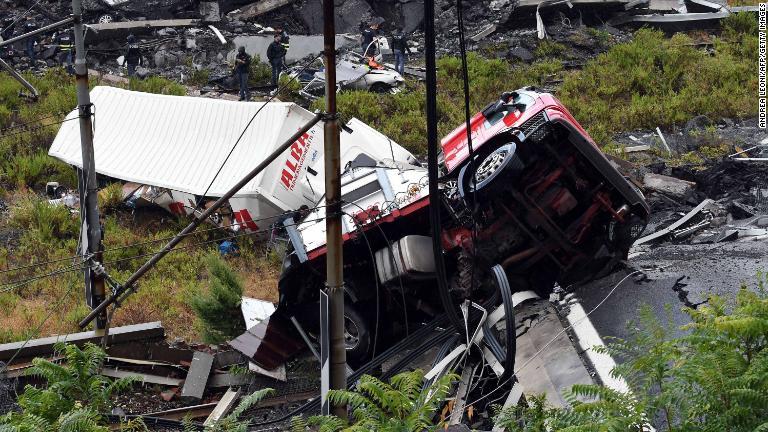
[188,68,211,87]
[128,75,186,95]
[493,274,768,431]
[0,343,142,431]
[190,255,247,343]
[316,14,756,155]
[188,388,275,432]
[291,370,459,431]
[560,14,757,144]
[249,55,272,87]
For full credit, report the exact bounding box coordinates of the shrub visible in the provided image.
[10,196,78,244]
[249,55,272,86]
[188,68,211,87]
[0,343,139,430]
[98,182,124,213]
[292,369,459,431]
[129,75,186,95]
[190,254,246,343]
[1,151,63,188]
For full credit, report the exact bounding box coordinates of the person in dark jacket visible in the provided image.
[274,25,290,66]
[23,17,38,61]
[124,35,142,77]
[390,29,412,75]
[361,22,379,58]
[266,34,286,87]
[234,45,251,100]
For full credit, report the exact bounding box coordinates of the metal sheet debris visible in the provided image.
[241,298,277,330]
[634,199,715,246]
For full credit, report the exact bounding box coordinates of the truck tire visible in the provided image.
[344,304,371,363]
[458,143,523,200]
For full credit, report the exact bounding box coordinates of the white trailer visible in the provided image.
[49,86,417,231]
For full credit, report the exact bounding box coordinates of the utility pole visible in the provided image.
[321,0,347,418]
[72,0,106,330]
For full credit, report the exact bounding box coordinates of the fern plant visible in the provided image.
[183,388,274,432]
[291,369,459,432]
[0,343,140,431]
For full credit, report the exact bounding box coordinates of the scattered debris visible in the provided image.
[181,351,215,400]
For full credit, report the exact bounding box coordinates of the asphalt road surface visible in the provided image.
[571,240,768,344]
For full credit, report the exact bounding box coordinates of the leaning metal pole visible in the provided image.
[73,0,107,329]
[79,113,323,328]
[321,0,347,418]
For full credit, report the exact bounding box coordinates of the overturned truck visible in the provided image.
[271,88,650,362]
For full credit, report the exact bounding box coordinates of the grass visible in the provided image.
[0,67,281,343]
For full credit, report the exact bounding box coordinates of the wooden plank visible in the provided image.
[0,322,164,362]
[144,402,218,420]
[181,351,214,400]
[100,368,183,387]
[204,388,241,426]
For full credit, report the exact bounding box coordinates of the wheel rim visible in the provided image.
[473,149,509,187]
[344,316,360,350]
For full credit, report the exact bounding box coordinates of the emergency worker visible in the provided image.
[267,34,286,87]
[274,24,289,66]
[124,34,142,77]
[55,30,74,73]
[234,45,251,100]
[361,21,379,58]
[23,16,37,61]
[390,28,412,75]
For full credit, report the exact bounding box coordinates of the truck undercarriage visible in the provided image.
[276,88,649,363]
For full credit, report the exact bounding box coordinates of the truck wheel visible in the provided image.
[458,143,523,199]
[344,304,371,362]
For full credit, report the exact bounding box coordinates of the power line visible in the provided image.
[0,112,69,134]
[0,204,331,276]
[0,117,79,140]
[0,214,330,293]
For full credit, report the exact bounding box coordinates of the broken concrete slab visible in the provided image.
[514,300,593,407]
[643,173,695,198]
[181,351,214,400]
[234,0,295,20]
[232,34,356,64]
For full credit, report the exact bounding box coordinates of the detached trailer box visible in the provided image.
[49,86,417,231]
